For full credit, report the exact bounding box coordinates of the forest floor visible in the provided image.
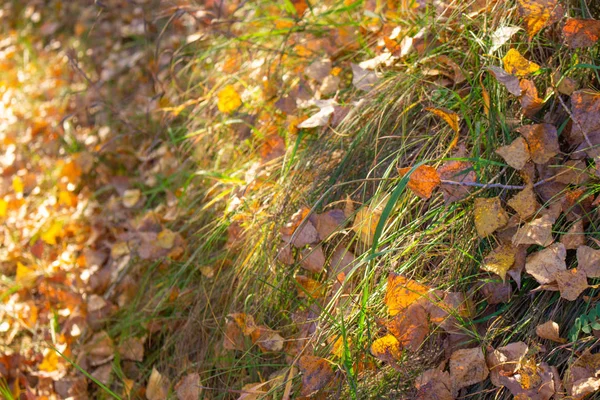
[2,0,600,399]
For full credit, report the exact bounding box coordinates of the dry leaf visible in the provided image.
[385,272,429,316]
[217,85,242,114]
[353,204,382,247]
[481,280,512,304]
[314,209,346,240]
[387,302,429,351]
[305,59,332,82]
[449,347,489,392]
[517,0,563,38]
[281,209,320,248]
[525,243,566,284]
[122,189,141,208]
[474,197,509,238]
[577,245,600,278]
[251,326,285,352]
[536,320,566,343]
[175,373,201,400]
[295,275,325,298]
[16,262,37,287]
[370,334,402,365]
[519,79,544,117]
[414,368,453,400]
[118,337,144,362]
[351,63,378,91]
[146,367,169,400]
[563,18,600,48]
[555,268,588,301]
[487,66,522,96]
[300,245,326,273]
[298,356,334,396]
[398,165,441,199]
[437,160,477,204]
[512,214,555,246]
[570,90,600,147]
[508,185,540,220]
[553,71,577,95]
[487,342,529,386]
[496,137,531,170]
[239,382,267,400]
[517,123,559,164]
[490,26,521,53]
[561,220,586,250]
[425,107,460,133]
[483,244,517,281]
[503,49,540,77]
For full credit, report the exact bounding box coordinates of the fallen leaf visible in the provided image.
[487,66,522,96]
[414,368,453,400]
[517,124,559,164]
[570,90,600,147]
[398,165,441,199]
[483,244,517,281]
[474,197,509,238]
[300,245,326,273]
[487,342,529,387]
[305,59,332,82]
[295,275,325,298]
[563,18,600,48]
[512,214,555,246]
[496,137,531,170]
[577,245,600,278]
[298,99,337,128]
[554,159,589,185]
[122,189,142,208]
[12,176,23,194]
[508,185,541,220]
[351,63,378,91]
[118,337,144,362]
[449,347,489,392]
[490,26,521,53]
[251,326,285,352]
[314,209,346,240]
[16,262,37,287]
[525,243,566,284]
[370,334,402,365]
[517,0,564,38]
[41,220,64,245]
[425,107,460,133]
[437,160,477,204]
[387,302,429,351]
[175,373,201,400]
[536,320,566,343]
[556,268,588,301]
[552,71,577,95]
[217,85,242,114]
[561,220,586,250]
[239,382,267,400]
[503,49,540,77]
[353,204,382,247]
[298,356,334,396]
[281,208,320,248]
[146,367,169,400]
[385,272,429,316]
[567,350,600,399]
[519,79,544,117]
[481,280,512,304]
[157,229,176,249]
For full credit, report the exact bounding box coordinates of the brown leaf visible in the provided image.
[556,268,588,301]
[118,337,144,362]
[536,320,566,343]
[517,124,559,164]
[387,303,429,351]
[525,243,566,284]
[314,209,346,240]
[481,280,512,304]
[487,66,522,96]
[425,107,460,133]
[295,275,325,298]
[487,342,529,387]
[298,356,334,396]
[503,49,540,77]
[146,367,169,400]
[554,159,589,185]
[437,160,477,204]
[414,368,453,400]
[577,245,600,278]
[449,347,489,392]
[398,165,441,199]
[474,197,509,238]
[570,90,600,147]
[566,349,600,398]
[563,18,600,48]
[300,245,326,273]
[250,326,285,352]
[482,244,517,281]
[281,211,320,248]
[561,220,586,250]
[508,185,541,220]
[519,79,544,117]
[175,373,201,400]
[370,334,402,366]
[517,0,564,38]
[512,213,555,247]
[384,273,429,316]
[496,137,531,170]
[425,292,473,334]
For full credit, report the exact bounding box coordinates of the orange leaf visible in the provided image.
[398,165,441,199]
[425,107,459,133]
[370,334,402,365]
[298,356,334,396]
[384,272,429,316]
[517,0,563,38]
[563,18,600,48]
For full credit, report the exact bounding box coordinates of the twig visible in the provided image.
[441,174,558,191]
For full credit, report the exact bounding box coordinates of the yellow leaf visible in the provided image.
[12,176,23,194]
[425,107,460,133]
[39,349,59,372]
[517,0,563,38]
[0,198,7,217]
[41,221,63,245]
[384,272,429,316]
[473,197,509,238]
[16,262,36,286]
[502,49,540,76]
[352,206,381,247]
[370,334,402,364]
[122,189,141,208]
[157,229,176,249]
[483,245,517,281]
[217,85,242,114]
